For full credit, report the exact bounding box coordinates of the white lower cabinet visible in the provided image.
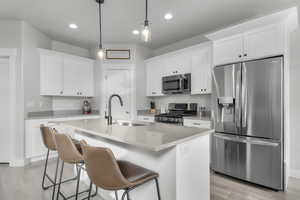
[183,119,211,129]
[137,115,155,123]
[25,115,100,160]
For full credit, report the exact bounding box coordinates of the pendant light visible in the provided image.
[141,0,151,42]
[96,0,105,59]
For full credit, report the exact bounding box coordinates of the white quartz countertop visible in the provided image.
[57,119,213,152]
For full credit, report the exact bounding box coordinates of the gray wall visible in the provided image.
[289,28,300,176]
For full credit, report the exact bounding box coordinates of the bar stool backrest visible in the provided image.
[80,141,131,190]
[40,125,57,151]
[54,133,83,163]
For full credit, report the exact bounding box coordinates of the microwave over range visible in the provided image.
[162,73,191,94]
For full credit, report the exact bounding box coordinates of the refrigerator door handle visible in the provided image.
[214,133,280,147]
[241,64,248,129]
[235,65,242,130]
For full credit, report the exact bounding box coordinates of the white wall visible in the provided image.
[0,20,24,164]
[134,45,153,111]
[289,28,300,178]
[153,35,209,56]
[52,40,91,58]
[22,22,53,114]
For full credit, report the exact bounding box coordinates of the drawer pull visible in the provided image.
[193,123,201,125]
[144,118,149,120]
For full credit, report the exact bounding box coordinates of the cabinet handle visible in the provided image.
[193,123,201,126]
[144,118,149,120]
[238,54,242,58]
[244,53,247,57]
[60,91,63,94]
[152,92,156,94]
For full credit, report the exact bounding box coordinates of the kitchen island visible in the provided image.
[55,118,213,200]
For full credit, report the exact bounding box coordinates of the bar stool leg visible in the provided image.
[56,161,65,200]
[121,190,127,200]
[51,157,60,200]
[115,191,119,200]
[154,178,161,200]
[75,164,82,200]
[87,181,93,200]
[42,149,50,190]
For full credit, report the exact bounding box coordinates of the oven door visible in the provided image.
[162,75,181,94]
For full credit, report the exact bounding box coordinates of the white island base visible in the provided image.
[74,132,210,200]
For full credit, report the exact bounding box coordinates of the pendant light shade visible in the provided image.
[96,0,105,59]
[141,0,151,42]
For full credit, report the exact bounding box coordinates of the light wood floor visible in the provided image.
[1,160,300,200]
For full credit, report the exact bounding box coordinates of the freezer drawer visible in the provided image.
[211,133,283,190]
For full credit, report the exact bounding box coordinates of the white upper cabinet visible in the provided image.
[163,52,191,76]
[63,57,94,97]
[212,23,285,66]
[146,59,164,96]
[40,49,95,97]
[213,35,244,66]
[191,46,212,95]
[243,24,284,60]
[40,53,64,95]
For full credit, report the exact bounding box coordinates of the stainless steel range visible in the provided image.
[155,103,197,125]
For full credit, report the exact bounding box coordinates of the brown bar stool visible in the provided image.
[80,140,161,200]
[40,125,77,200]
[54,134,98,200]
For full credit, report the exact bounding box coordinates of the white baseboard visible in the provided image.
[29,152,58,163]
[9,159,25,167]
[290,169,300,179]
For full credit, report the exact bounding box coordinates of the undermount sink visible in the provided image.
[113,120,148,127]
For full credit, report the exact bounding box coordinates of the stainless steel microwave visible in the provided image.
[162,73,191,94]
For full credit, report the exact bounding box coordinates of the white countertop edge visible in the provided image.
[62,123,214,152]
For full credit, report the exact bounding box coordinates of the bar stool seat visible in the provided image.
[80,141,161,200]
[117,160,158,185]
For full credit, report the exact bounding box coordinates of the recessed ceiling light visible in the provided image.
[69,23,78,29]
[132,30,140,35]
[164,13,173,20]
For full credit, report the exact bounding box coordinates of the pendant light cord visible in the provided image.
[145,0,148,21]
[98,1,102,49]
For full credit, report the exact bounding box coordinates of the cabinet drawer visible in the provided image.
[137,115,155,122]
[184,119,211,129]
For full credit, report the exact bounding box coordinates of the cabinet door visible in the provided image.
[79,60,94,97]
[164,52,191,76]
[191,47,212,95]
[25,120,49,158]
[40,54,64,95]
[146,60,164,96]
[213,35,244,66]
[63,57,94,97]
[63,57,81,96]
[244,24,284,60]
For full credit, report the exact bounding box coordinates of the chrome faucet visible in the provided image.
[107,94,123,125]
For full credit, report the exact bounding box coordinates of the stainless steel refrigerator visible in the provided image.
[211,56,284,190]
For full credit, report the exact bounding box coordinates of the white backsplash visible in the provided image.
[52,97,97,111]
[149,94,212,112]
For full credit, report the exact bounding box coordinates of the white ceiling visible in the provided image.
[0,0,299,49]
